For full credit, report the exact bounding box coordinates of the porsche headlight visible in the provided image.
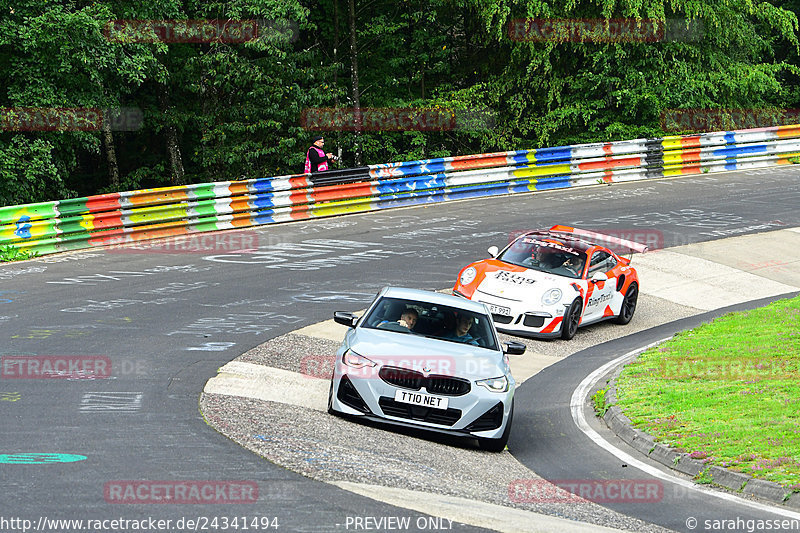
[342,350,376,369]
[476,375,509,393]
[541,288,562,306]
[459,266,477,285]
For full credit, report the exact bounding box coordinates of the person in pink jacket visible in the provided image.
[304,135,337,173]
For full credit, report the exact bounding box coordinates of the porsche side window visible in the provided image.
[588,251,616,274]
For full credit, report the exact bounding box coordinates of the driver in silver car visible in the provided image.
[377,308,418,331]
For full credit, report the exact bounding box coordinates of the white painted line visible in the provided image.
[333,481,629,533]
[79,392,143,412]
[571,341,800,520]
[204,362,328,412]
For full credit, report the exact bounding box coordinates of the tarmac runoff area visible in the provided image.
[200,227,800,533]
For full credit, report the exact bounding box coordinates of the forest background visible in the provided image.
[1,0,799,206]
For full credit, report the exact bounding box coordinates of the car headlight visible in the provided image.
[541,288,562,306]
[476,375,509,393]
[459,266,477,285]
[342,350,377,369]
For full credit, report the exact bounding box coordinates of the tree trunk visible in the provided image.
[102,115,120,188]
[159,84,185,186]
[334,0,342,163]
[348,0,362,166]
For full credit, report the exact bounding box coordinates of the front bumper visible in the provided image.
[471,291,569,338]
[329,370,514,440]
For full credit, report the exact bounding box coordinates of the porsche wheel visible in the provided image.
[561,298,582,340]
[614,282,638,325]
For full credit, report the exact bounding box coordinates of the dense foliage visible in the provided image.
[1,0,798,205]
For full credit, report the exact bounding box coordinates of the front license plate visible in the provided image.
[394,389,449,410]
[488,304,511,316]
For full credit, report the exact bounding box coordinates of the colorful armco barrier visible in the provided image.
[3,124,800,256]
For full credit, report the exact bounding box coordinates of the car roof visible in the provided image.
[380,287,489,314]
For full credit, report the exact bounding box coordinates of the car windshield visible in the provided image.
[497,235,587,279]
[362,296,499,351]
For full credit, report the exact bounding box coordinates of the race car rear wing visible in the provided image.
[548,225,649,254]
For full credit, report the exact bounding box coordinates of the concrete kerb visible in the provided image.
[707,467,752,492]
[787,491,800,510]
[600,340,799,508]
[742,479,793,505]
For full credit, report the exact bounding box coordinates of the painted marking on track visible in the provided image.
[60,297,180,313]
[38,252,101,263]
[167,312,303,337]
[573,208,767,231]
[571,340,800,520]
[0,392,21,402]
[80,392,143,412]
[203,239,415,269]
[10,328,91,340]
[139,282,219,295]
[0,453,87,464]
[46,265,211,285]
[186,342,236,352]
[291,291,375,303]
[0,290,23,304]
[0,266,46,280]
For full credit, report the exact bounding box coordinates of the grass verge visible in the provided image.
[615,295,800,488]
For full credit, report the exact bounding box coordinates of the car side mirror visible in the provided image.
[590,272,608,283]
[333,311,358,328]
[487,246,499,258]
[503,341,526,355]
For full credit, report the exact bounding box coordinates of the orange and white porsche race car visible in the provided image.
[453,225,648,340]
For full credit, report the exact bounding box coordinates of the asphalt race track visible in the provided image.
[2,166,800,532]
[511,296,800,533]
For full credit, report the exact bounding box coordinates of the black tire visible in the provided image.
[478,401,513,452]
[614,282,638,325]
[561,298,582,340]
